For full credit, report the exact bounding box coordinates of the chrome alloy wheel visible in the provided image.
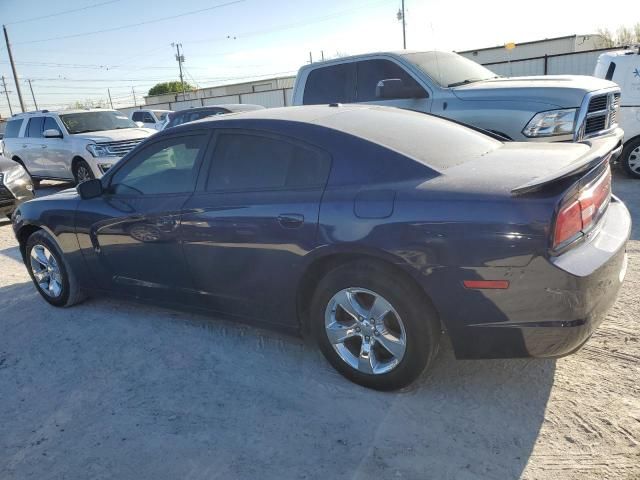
[76,165,92,183]
[29,244,63,298]
[324,287,407,375]
[628,146,640,175]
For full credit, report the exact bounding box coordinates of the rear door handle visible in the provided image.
[41,145,47,149]
[277,213,304,228]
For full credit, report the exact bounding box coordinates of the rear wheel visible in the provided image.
[621,137,640,179]
[25,230,86,307]
[311,260,440,390]
[73,159,95,185]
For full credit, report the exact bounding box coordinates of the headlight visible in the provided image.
[522,109,577,137]
[4,164,33,194]
[86,143,109,157]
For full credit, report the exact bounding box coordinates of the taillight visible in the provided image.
[552,166,611,250]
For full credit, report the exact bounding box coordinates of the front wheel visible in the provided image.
[621,138,640,179]
[73,159,95,185]
[25,230,86,307]
[311,260,440,391]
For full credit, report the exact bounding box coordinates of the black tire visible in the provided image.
[621,137,640,179]
[311,260,440,391]
[25,230,86,307]
[12,157,40,188]
[73,159,95,185]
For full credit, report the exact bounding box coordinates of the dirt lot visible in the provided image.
[0,174,638,480]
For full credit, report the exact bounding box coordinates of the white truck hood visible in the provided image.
[452,75,618,107]
[72,127,156,143]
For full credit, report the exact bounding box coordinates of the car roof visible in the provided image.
[173,104,265,115]
[296,50,442,70]
[11,108,119,118]
[184,104,502,171]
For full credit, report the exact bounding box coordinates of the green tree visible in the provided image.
[148,81,194,96]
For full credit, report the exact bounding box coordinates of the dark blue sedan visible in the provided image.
[12,105,630,390]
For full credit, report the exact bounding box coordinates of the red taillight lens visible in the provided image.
[552,166,611,249]
[554,200,582,247]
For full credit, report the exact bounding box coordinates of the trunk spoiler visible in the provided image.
[511,128,624,195]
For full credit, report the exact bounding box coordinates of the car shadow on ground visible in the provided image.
[0,277,556,479]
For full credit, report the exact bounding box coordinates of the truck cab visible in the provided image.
[292,51,622,147]
[594,48,640,177]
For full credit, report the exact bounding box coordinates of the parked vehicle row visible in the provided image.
[12,104,630,390]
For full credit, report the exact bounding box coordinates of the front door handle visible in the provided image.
[277,213,304,228]
[41,145,47,149]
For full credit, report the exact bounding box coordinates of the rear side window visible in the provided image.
[26,117,44,138]
[4,119,23,138]
[303,63,355,105]
[356,59,425,102]
[207,132,330,191]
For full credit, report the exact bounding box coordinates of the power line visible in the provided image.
[6,0,123,26]
[14,0,245,45]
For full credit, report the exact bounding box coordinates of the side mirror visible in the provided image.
[43,128,63,139]
[77,178,103,199]
[134,121,144,128]
[376,78,427,99]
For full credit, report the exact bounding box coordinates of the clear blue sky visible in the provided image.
[0,0,634,117]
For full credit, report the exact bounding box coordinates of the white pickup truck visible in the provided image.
[594,48,640,177]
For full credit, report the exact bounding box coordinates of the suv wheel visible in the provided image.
[621,138,640,179]
[73,160,95,184]
[25,230,86,307]
[311,260,440,391]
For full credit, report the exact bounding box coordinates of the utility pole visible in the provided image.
[321,50,325,61]
[172,42,186,97]
[27,79,38,110]
[309,51,313,64]
[3,25,25,112]
[397,0,406,49]
[132,86,137,107]
[107,88,114,109]
[1,75,12,116]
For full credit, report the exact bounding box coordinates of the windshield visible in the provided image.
[403,51,498,88]
[59,111,138,134]
[153,111,170,121]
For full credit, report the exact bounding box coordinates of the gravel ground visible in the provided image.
[0,174,638,480]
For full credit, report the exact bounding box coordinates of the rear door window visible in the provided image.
[303,63,355,105]
[4,119,23,138]
[356,59,425,102]
[26,117,44,138]
[207,132,331,191]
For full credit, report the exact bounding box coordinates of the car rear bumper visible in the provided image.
[435,196,631,359]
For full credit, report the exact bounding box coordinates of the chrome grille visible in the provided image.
[96,138,145,157]
[582,91,620,137]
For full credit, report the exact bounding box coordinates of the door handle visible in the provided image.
[22,144,28,148]
[41,145,47,149]
[277,213,304,228]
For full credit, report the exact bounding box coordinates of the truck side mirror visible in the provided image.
[43,129,63,139]
[376,78,428,99]
[77,178,103,199]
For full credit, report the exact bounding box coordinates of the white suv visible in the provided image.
[1,109,156,185]
[130,109,172,130]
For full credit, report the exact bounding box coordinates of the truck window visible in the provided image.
[605,62,616,80]
[356,59,425,102]
[303,63,355,105]
[132,111,144,122]
[26,117,44,138]
[4,119,23,138]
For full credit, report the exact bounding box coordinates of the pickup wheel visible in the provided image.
[73,159,95,185]
[310,260,441,391]
[621,137,640,179]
